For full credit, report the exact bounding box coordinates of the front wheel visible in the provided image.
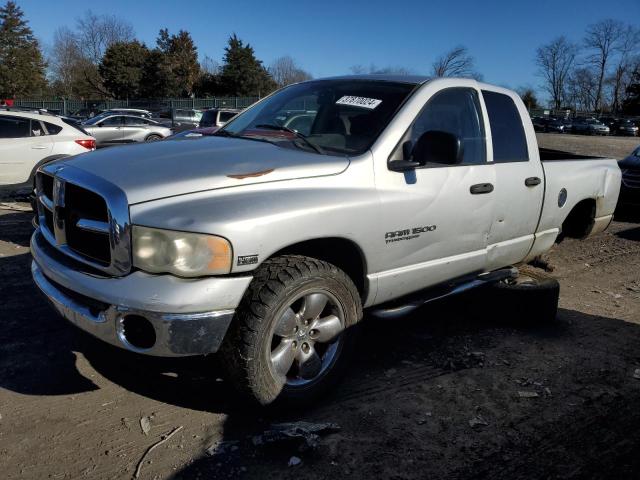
[145,134,162,142]
[221,255,362,406]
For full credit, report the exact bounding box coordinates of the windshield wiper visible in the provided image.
[254,124,325,155]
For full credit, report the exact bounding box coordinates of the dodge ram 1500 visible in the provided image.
[30,76,621,405]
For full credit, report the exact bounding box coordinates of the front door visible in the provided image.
[121,116,149,142]
[94,116,124,145]
[374,87,495,303]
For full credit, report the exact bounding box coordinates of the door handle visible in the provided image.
[525,176,542,187]
[31,145,48,150]
[470,183,494,195]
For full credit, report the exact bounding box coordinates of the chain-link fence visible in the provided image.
[11,97,260,116]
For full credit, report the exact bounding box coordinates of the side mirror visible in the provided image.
[412,130,463,166]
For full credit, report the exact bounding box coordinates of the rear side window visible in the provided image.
[30,120,45,137]
[44,121,63,135]
[124,116,145,126]
[0,116,30,138]
[200,110,214,125]
[482,91,529,163]
[219,111,236,123]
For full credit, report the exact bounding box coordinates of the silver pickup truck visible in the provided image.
[30,75,621,405]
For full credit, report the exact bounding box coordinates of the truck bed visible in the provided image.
[539,148,605,162]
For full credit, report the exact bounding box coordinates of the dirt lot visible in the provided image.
[1,133,640,480]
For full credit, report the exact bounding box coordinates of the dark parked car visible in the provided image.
[532,117,565,133]
[153,108,204,133]
[610,119,638,137]
[572,118,610,135]
[199,108,241,128]
[618,145,640,208]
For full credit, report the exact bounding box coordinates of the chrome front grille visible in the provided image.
[622,169,640,189]
[35,164,132,276]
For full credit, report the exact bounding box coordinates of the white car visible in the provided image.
[0,110,96,191]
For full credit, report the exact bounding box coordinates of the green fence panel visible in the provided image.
[13,97,259,114]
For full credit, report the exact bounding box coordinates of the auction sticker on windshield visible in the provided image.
[336,96,382,109]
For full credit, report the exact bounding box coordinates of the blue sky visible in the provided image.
[17,0,640,96]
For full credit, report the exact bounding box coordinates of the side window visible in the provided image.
[43,121,63,135]
[124,116,144,126]
[219,111,236,123]
[0,116,31,138]
[405,88,486,165]
[100,116,122,127]
[482,91,529,163]
[30,120,45,137]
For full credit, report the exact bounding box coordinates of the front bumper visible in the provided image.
[31,230,253,356]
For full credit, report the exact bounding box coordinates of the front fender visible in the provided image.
[129,159,380,275]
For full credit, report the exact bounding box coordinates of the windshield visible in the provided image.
[221,79,416,155]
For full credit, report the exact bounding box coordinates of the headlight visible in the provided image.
[132,226,232,277]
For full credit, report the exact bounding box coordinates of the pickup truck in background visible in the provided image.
[30,76,621,405]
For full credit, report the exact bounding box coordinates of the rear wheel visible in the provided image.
[221,255,362,406]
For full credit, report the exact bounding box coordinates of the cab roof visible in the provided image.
[306,74,432,85]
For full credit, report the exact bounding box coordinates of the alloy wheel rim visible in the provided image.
[267,289,345,388]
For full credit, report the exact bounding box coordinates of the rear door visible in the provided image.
[0,115,53,185]
[481,90,544,268]
[122,116,149,142]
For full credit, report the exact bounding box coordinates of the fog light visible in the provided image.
[118,315,156,350]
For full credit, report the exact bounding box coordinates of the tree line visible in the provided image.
[536,19,640,114]
[0,2,311,99]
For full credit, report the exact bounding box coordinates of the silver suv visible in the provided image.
[82,114,172,146]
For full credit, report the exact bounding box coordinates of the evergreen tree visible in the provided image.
[146,28,199,97]
[166,30,199,96]
[99,40,148,99]
[140,48,177,98]
[219,34,275,96]
[0,1,47,97]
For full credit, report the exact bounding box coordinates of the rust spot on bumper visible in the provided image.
[227,168,274,179]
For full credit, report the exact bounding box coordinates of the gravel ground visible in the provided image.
[537,132,639,160]
[1,134,639,480]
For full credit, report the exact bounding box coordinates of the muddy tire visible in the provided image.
[220,255,362,406]
[487,266,560,323]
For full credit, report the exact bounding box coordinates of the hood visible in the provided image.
[60,136,349,204]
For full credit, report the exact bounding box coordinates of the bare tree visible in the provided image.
[566,67,599,111]
[535,36,578,110]
[584,19,626,111]
[609,25,640,112]
[75,10,134,64]
[48,10,134,97]
[200,55,220,75]
[431,46,482,80]
[48,27,81,96]
[269,55,312,87]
